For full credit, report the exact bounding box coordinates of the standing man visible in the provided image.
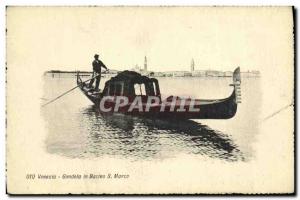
[89,54,108,91]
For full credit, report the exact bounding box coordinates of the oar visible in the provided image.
[42,73,101,107]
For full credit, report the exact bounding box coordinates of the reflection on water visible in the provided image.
[46,105,244,162]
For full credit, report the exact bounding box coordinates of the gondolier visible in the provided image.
[89,54,108,91]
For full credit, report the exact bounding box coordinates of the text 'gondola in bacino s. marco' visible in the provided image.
[76,67,241,120]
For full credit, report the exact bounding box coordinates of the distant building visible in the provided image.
[184,72,192,77]
[169,71,185,77]
[132,56,148,75]
[206,70,220,77]
[144,56,147,71]
[163,72,174,77]
[131,64,141,72]
[224,71,233,77]
[217,71,225,77]
[241,70,260,78]
[251,70,260,77]
[168,71,192,77]
[141,71,151,76]
[191,59,195,72]
[192,70,206,77]
[152,72,165,77]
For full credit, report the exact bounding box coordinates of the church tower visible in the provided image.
[191,58,195,72]
[144,56,147,71]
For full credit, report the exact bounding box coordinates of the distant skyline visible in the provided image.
[46,65,259,73]
[7,7,292,73]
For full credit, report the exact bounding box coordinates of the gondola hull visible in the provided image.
[77,68,241,120]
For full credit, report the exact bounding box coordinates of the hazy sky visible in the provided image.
[7,6,292,72]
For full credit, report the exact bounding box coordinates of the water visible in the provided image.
[42,74,261,162]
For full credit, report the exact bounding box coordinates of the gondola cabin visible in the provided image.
[102,71,161,103]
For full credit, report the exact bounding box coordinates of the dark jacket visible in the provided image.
[93,59,107,73]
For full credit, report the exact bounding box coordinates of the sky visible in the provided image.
[7,6,293,72]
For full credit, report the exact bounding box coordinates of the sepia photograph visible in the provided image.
[6,6,294,194]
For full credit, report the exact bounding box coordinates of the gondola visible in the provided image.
[77,67,241,119]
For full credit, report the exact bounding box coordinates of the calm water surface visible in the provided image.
[42,74,261,162]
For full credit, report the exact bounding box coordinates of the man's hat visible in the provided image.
[94,54,99,58]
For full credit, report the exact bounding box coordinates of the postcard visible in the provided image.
[6,6,294,194]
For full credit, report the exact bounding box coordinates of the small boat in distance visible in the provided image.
[77,67,241,119]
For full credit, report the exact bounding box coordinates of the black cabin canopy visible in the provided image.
[103,71,161,97]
